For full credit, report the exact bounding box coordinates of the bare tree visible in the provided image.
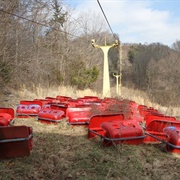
[172,40,180,52]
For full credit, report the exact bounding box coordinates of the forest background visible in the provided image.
[0,0,180,107]
[0,1,180,179]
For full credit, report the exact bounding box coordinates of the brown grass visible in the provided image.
[0,85,180,179]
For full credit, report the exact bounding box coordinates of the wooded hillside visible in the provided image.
[0,0,180,106]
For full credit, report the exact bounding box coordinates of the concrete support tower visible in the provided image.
[91,39,118,97]
[119,41,123,96]
[113,73,120,96]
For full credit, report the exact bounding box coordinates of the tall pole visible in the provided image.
[119,41,122,96]
[91,39,118,97]
[113,73,120,96]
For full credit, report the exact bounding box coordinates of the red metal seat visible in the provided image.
[144,119,180,143]
[66,105,92,121]
[0,125,33,159]
[138,105,159,117]
[16,100,42,118]
[144,114,176,127]
[101,120,145,146]
[88,114,124,138]
[56,96,72,102]
[38,108,65,124]
[0,108,15,126]
[45,97,61,103]
[163,126,180,153]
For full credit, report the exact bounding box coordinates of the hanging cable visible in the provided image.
[0,8,80,39]
[97,0,116,39]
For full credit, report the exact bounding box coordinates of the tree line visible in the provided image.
[0,0,179,106]
[0,0,111,90]
[126,42,180,106]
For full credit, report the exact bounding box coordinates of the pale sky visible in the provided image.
[65,0,180,46]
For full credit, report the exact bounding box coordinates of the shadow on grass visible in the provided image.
[0,119,180,180]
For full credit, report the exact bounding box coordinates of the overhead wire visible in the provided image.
[97,0,122,96]
[0,2,117,40]
[96,0,116,39]
[0,8,80,39]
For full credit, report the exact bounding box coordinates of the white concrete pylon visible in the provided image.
[113,73,120,96]
[91,39,118,97]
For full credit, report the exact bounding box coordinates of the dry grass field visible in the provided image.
[0,85,180,180]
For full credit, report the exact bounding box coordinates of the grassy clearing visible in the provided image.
[3,84,180,118]
[0,117,180,180]
[0,85,180,179]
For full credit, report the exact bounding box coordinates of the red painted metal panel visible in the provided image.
[0,114,12,126]
[103,97,120,103]
[16,100,43,118]
[68,109,92,125]
[145,114,176,127]
[56,96,72,102]
[138,105,159,117]
[164,126,180,153]
[42,104,51,109]
[0,108,14,119]
[101,120,145,146]
[66,105,91,119]
[77,96,99,103]
[0,126,33,159]
[97,99,139,118]
[88,114,124,138]
[38,108,65,124]
[66,99,84,107]
[16,104,41,117]
[0,108,15,126]
[88,102,108,115]
[84,96,99,99]
[33,99,52,107]
[50,103,69,115]
[20,100,42,107]
[146,119,180,132]
[144,119,180,143]
[45,97,61,103]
